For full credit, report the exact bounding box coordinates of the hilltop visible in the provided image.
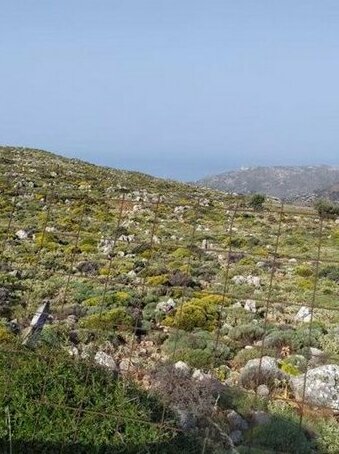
[0,145,210,200]
[197,165,339,202]
[0,147,339,453]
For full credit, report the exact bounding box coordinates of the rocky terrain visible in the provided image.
[316,182,339,202]
[0,146,339,453]
[197,165,339,202]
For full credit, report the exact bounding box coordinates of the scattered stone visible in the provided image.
[244,299,256,313]
[256,384,270,397]
[232,275,261,287]
[295,306,312,323]
[290,364,339,410]
[192,369,211,382]
[15,229,28,240]
[76,261,99,275]
[67,346,79,357]
[247,275,261,287]
[156,298,176,313]
[239,356,287,390]
[95,351,118,372]
[232,275,247,285]
[174,361,190,377]
[226,410,249,431]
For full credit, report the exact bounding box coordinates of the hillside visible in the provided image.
[197,165,339,202]
[1,147,339,453]
[316,182,339,202]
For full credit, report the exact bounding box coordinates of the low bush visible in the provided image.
[248,416,312,453]
[314,199,339,219]
[164,295,224,331]
[80,307,133,331]
[0,345,185,452]
[162,329,230,368]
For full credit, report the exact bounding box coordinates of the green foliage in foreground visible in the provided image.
[314,198,339,219]
[0,345,196,454]
[247,417,312,453]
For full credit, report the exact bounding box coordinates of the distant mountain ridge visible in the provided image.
[197,165,339,202]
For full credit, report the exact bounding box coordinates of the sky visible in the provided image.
[0,1,339,181]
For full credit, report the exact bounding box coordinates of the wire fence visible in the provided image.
[0,181,338,453]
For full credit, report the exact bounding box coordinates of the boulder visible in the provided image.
[295,306,312,323]
[15,229,28,240]
[244,299,256,313]
[256,384,270,397]
[174,361,190,377]
[156,298,176,313]
[232,276,247,285]
[192,369,211,382]
[290,364,339,410]
[247,275,261,287]
[226,410,249,431]
[94,351,118,372]
[239,356,287,390]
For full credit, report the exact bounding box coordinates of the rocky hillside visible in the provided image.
[197,165,339,202]
[316,182,339,202]
[1,147,339,453]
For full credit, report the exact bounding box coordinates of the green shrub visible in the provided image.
[249,417,312,453]
[163,330,230,368]
[249,194,266,211]
[319,331,339,356]
[82,290,131,308]
[170,247,191,259]
[0,325,14,343]
[315,418,339,454]
[315,199,339,219]
[295,265,313,277]
[164,295,224,331]
[232,347,276,369]
[282,354,308,372]
[35,232,58,251]
[228,323,265,346]
[146,274,169,286]
[80,307,133,331]
[279,360,300,376]
[0,345,183,451]
[319,265,339,282]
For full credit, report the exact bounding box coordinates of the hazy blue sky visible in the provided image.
[1,1,339,180]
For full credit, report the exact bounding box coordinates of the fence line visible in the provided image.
[0,183,338,452]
